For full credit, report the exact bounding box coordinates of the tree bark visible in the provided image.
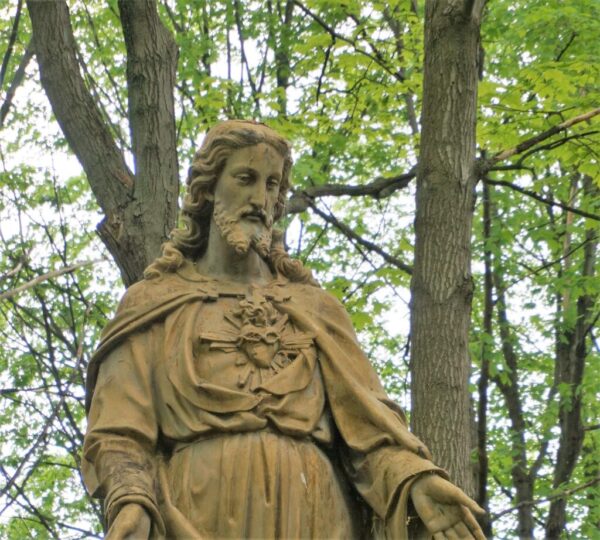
[28,0,179,286]
[492,266,534,539]
[476,181,493,536]
[116,0,180,285]
[546,176,598,538]
[410,0,483,495]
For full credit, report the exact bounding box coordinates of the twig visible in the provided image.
[308,202,413,274]
[292,0,404,84]
[0,259,105,301]
[490,108,600,163]
[233,0,261,114]
[556,32,577,62]
[491,477,600,521]
[0,260,24,282]
[505,234,597,291]
[484,178,600,222]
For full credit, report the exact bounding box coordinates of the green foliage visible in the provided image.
[0,0,598,537]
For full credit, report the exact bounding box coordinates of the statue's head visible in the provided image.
[145,120,316,285]
[185,120,292,223]
[173,120,292,260]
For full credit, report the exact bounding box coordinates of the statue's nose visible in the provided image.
[249,181,267,208]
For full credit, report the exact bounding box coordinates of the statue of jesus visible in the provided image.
[83,120,485,539]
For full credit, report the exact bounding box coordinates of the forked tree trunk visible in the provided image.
[410,0,484,495]
[28,0,179,286]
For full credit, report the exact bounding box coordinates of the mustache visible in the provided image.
[236,206,272,227]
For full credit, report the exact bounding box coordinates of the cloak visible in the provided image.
[83,261,444,538]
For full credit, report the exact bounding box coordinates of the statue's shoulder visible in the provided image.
[117,271,194,313]
[286,281,346,315]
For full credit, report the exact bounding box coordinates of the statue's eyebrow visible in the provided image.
[230,166,257,176]
[230,165,282,180]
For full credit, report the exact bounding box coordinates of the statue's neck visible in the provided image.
[195,222,274,285]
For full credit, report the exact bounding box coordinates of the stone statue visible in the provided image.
[83,120,485,539]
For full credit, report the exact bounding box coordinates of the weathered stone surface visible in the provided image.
[83,120,484,539]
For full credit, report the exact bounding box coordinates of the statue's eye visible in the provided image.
[267,177,280,190]
[236,173,253,184]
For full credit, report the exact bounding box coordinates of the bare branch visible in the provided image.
[286,170,416,214]
[491,477,600,522]
[484,178,600,222]
[0,0,23,89]
[0,42,34,128]
[308,202,413,274]
[489,108,600,164]
[0,259,104,301]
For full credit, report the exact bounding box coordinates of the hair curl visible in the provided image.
[145,120,317,286]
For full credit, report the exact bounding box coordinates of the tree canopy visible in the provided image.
[0,0,598,538]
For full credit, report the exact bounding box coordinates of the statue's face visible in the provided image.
[209,143,284,256]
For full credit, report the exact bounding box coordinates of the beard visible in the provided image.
[212,200,273,258]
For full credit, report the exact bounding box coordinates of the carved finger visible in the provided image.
[433,532,446,540]
[453,490,485,516]
[427,514,456,533]
[445,525,461,540]
[453,521,474,539]
[461,507,487,540]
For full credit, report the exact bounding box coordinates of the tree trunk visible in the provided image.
[28,0,179,286]
[546,176,598,538]
[476,180,493,536]
[492,266,535,538]
[410,0,483,495]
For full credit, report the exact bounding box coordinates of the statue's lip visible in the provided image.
[241,210,267,224]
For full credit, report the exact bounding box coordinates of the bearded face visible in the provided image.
[209,143,284,258]
[212,199,273,258]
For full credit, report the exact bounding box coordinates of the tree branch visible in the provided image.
[117,0,180,243]
[286,170,416,214]
[292,0,405,84]
[0,259,104,301]
[233,0,261,114]
[484,178,600,222]
[491,477,600,522]
[488,107,600,165]
[26,0,134,201]
[0,42,33,128]
[382,6,419,134]
[0,0,23,89]
[308,202,413,274]
[556,32,577,62]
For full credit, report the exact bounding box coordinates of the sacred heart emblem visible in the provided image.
[241,339,280,369]
[218,290,289,371]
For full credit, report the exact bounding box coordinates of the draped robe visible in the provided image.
[83,261,444,538]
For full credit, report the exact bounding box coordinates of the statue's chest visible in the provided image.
[192,293,315,392]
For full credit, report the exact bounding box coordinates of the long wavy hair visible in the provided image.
[145,120,317,286]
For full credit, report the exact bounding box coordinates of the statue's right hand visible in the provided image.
[106,503,151,540]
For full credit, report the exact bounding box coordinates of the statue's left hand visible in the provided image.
[106,503,151,540]
[410,474,486,540]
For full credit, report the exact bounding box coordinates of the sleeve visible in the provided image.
[82,324,166,535]
[298,289,448,536]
